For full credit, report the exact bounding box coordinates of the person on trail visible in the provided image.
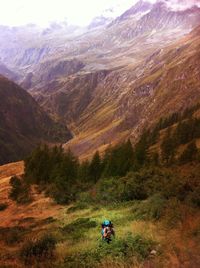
[101,220,115,243]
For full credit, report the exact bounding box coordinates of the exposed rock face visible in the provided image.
[64,27,200,157]
[32,69,111,123]
[0,75,72,164]
[22,59,85,89]
[112,0,153,23]
[112,2,200,40]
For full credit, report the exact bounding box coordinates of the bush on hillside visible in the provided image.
[9,176,32,204]
[0,226,27,245]
[164,198,183,227]
[186,185,200,208]
[94,168,181,204]
[96,177,123,204]
[0,203,8,211]
[132,194,167,221]
[20,234,56,265]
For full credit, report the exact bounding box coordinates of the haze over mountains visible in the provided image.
[0,0,200,160]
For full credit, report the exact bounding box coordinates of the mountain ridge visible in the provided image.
[0,0,200,158]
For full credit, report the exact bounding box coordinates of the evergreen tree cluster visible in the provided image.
[154,103,200,132]
[160,117,200,164]
[25,145,79,204]
[23,104,200,204]
[24,141,135,203]
[137,104,200,165]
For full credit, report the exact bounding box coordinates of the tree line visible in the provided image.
[19,103,200,204]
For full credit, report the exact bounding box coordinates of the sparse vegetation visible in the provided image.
[20,234,57,265]
[0,203,8,211]
[0,226,27,245]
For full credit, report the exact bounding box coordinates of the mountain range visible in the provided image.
[0,0,200,160]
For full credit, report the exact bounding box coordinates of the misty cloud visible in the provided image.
[148,0,200,10]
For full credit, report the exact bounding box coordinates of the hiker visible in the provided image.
[101,220,115,243]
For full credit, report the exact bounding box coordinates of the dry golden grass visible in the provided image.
[0,161,62,228]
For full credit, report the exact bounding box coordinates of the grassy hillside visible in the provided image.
[0,105,200,267]
[0,161,199,267]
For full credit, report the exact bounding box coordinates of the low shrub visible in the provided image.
[132,194,167,220]
[64,233,155,267]
[0,226,27,245]
[0,203,8,211]
[67,203,88,213]
[9,176,32,204]
[62,218,97,240]
[95,168,180,204]
[20,234,56,265]
[78,192,94,204]
[39,217,56,225]
[96,177,122,204]
[192,227,200,238]
[164,198,183,227]
[186,185,200,207]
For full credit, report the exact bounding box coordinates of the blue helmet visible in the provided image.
[102,220,111,226]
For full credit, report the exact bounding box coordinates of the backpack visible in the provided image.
[103,226,112,238]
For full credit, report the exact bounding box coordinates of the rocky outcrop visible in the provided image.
[22,58,85,89]
[117,2,200,40]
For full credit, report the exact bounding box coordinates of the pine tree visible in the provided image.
[78,160,90,182]
[120,139,134,175]
[89,151,102,182]
[161,128,176,165]
[134,131,149,166]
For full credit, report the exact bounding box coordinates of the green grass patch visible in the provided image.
[67,203,88,213]
[63,233,155,267]
[62,218,98,241]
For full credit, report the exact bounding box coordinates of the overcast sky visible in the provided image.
[0,0,199,27]
[0,0,137,27]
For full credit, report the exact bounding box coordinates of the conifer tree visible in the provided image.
[78,160,90,182]
[134,131,148,166]
[161,128,176,165]
[89,151,102,182]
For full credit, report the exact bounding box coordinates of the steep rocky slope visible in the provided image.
[63,25,200,158]
[0,75,72,164]
[0,1,200,159]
